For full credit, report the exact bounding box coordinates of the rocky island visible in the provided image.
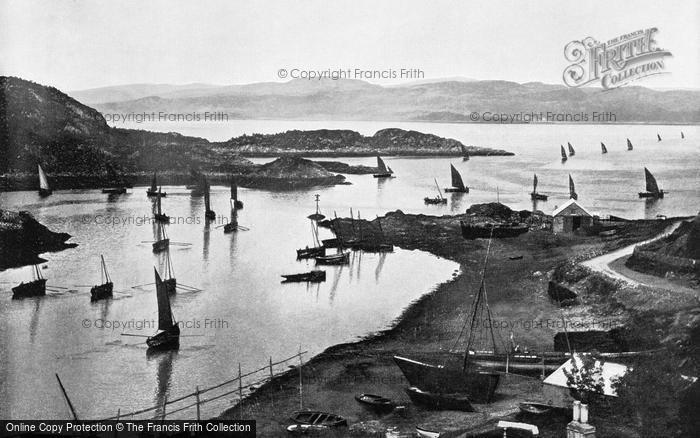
[231,156,347,189]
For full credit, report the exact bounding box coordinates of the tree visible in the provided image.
[563,353,605,404]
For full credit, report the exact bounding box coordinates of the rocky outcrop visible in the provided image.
[231,156,346,189]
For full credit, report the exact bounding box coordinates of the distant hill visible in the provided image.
[76,78,700,124]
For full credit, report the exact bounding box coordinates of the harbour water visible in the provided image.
[0,121,698,420]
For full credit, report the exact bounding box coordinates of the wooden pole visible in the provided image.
[55,374,79,421]
[195,386,201,421]
[238,363,243,419]
[298,346,304,410]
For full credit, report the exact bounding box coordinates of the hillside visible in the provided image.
[80,78,700,124]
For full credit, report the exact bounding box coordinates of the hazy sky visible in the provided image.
[1,0,698,91]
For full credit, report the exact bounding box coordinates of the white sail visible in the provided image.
[38,165,50,190]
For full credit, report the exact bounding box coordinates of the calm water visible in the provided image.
[1,121,698,420]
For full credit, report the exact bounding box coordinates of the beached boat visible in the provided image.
[530,174,547,201]
[394,236,501,403]
[12,265,47,298]
[639,167,665,199]
[152,223,170,253]
[460,144,470,161]
[405,386,474,411]
[560,145,567,161]
[307,194,325,221]
[627,138,634,151]
[203,178,216,220]
[657,133,662,142]
[281,270,326,283]
[37,164,52,197]
[460,221,528,239]
[424,178,448,204]
[601,142,608,154]
[568,174,578,200]
[297,220,326,259]
[354,393,394,412]
[373,156,394,178]
[289,411,347,428]
[519,401,554,415]
[230,181,244,209]
[146,269,180,351]
[444,164,469,193]
[153,188,169,222]
[146,172,165,197]
[567,142,575,156]
[416,426,441,438]
[90,255,113,301]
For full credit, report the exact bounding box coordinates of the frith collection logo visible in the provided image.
[563,28,672,89]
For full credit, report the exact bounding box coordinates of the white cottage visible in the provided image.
[552,199,593,233]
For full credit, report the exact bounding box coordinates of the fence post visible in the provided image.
[195,386,201,421]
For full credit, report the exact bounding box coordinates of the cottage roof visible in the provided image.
[543,353,629,397]
[552,199,592,217]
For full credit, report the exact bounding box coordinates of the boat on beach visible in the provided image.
[560,145,567,161]
[567,142,575,156]
[444,164,469,193]
[405,386,474,411]
[424,178,448,204]
[373,156,394,178]
[530,174,547,201]
[289,411,347,428]
[601,142,607,154]
[12,265,47,298]
[146,268,180,351]
[354,393,394,412]
[90,255,113,301]
[146,172,165,197]
[638,167,665,199]
[281,270,326,283]
[519,401,555,415]
[38,164,52,197]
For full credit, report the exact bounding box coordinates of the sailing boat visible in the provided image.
[101,164,127,194]
[37,164,52,197]
[90,255,113,301]
[146,268,180,351]
[460,145,470,161]
[638,168,665,199]
[444,164,469,193]
[567,142,575,156]
[394,234,501,403]
[297,220,326,259]
[153,188,169,223]
[560,145,567,161]
[530,174,548,201]
[627,138,633,151]
[601,142,608,154]
[203,178,215,220]
[146,172,165,197]
[657,133,662,142]
[230,180,244,209]
[152,222,170,253]
[307,194,325,221]
[223,200,239,233]
[568,174,578,200]
[681,131,685,139]
[315,214,350,265]
[373,156,394,178]
[12,265,47,298]
[162,250,177,294]
[424,178,448,204]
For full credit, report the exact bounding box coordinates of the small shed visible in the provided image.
[541,354,629,407]
[552,199,593,233]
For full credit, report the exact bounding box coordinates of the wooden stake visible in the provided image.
[195,386,201,421]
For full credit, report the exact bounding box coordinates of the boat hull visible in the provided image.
[460,222,528,239]
[354,394,394,412]
[146,190,166,197]
[296,246,325,259]
[102,188,127,194]
[373,173,393,178]
[223,223,237,233]
[233,200,244,209]
[424,197,447,205]
[444,187,469,193]
[405,387,474,412]
[393,356,500,403]
[38,189,52,197]
[12,279,47,298]
[152,238,170,253]
[90,282,113,301]
[281,271,326,283]
[289,411,347,428]
[315,252,350,265]
[530,192,548,201]
[639,191,664,199]
[146,325,180,350]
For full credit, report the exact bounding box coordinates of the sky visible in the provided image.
[0,0,698,91]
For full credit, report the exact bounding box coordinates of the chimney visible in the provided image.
[566,401,596,438]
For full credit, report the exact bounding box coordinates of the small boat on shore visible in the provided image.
[601,142,608,154]
[354,393,394,412]
[146,172,165,197]
[307,194,325,221]
[406,386,474,411]
[424,178,447,204]
[519,401,554,415]
[567,142,575,156]
[530,174,547,201]
[444,164,469,193]
[460,144,470,161]
[569,174,578,200]
[627,138,634,151]
[281,270,326,283]
[297,221,325,259]
[230,180,244,209]
[373,156,394,178]
[146,268,180,351]
[153,188,169,222]
[638,167,665,199]
[416,425,441,438]
[12,265,47,298]
[38,164,52,197]
[560,145,567,161]
[90,255,113,301]
[289,411,347,428]
[204,178,216,220]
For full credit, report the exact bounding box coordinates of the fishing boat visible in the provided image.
[460,144,470,161]
[223,201,239,233]
[297,220,326,259]
[444,164,469,193]
[681,131,685,139]
[281,270,326,283]
[354,393,394,412]
[146,172,165,197]
[153,188,169,222]
[152,223,170,253]
[289,411,347,428]
[101,165,128,194]
[627,138,633,151]
[405,387,474,411]
[315,215,350,265]
[203,179,215,220]
[146,269,180,351]
[567,142,575,156]
[568,174,578,200]
[519,401,554,415]
[657,133,662,142]
[90,255,113,301]
[601,142,608,154]
[307,194,325,221]
[460,221,528,239]
[530,174,548,201]
[424,178,448,204]
[394,236,501,404]
[162,250,177,294]
[373,156,394,178]
[560,145,567,161]
[638,167,665,199]
[230,180,244,209]
[12,265,47,298]
[37,164,52,197]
